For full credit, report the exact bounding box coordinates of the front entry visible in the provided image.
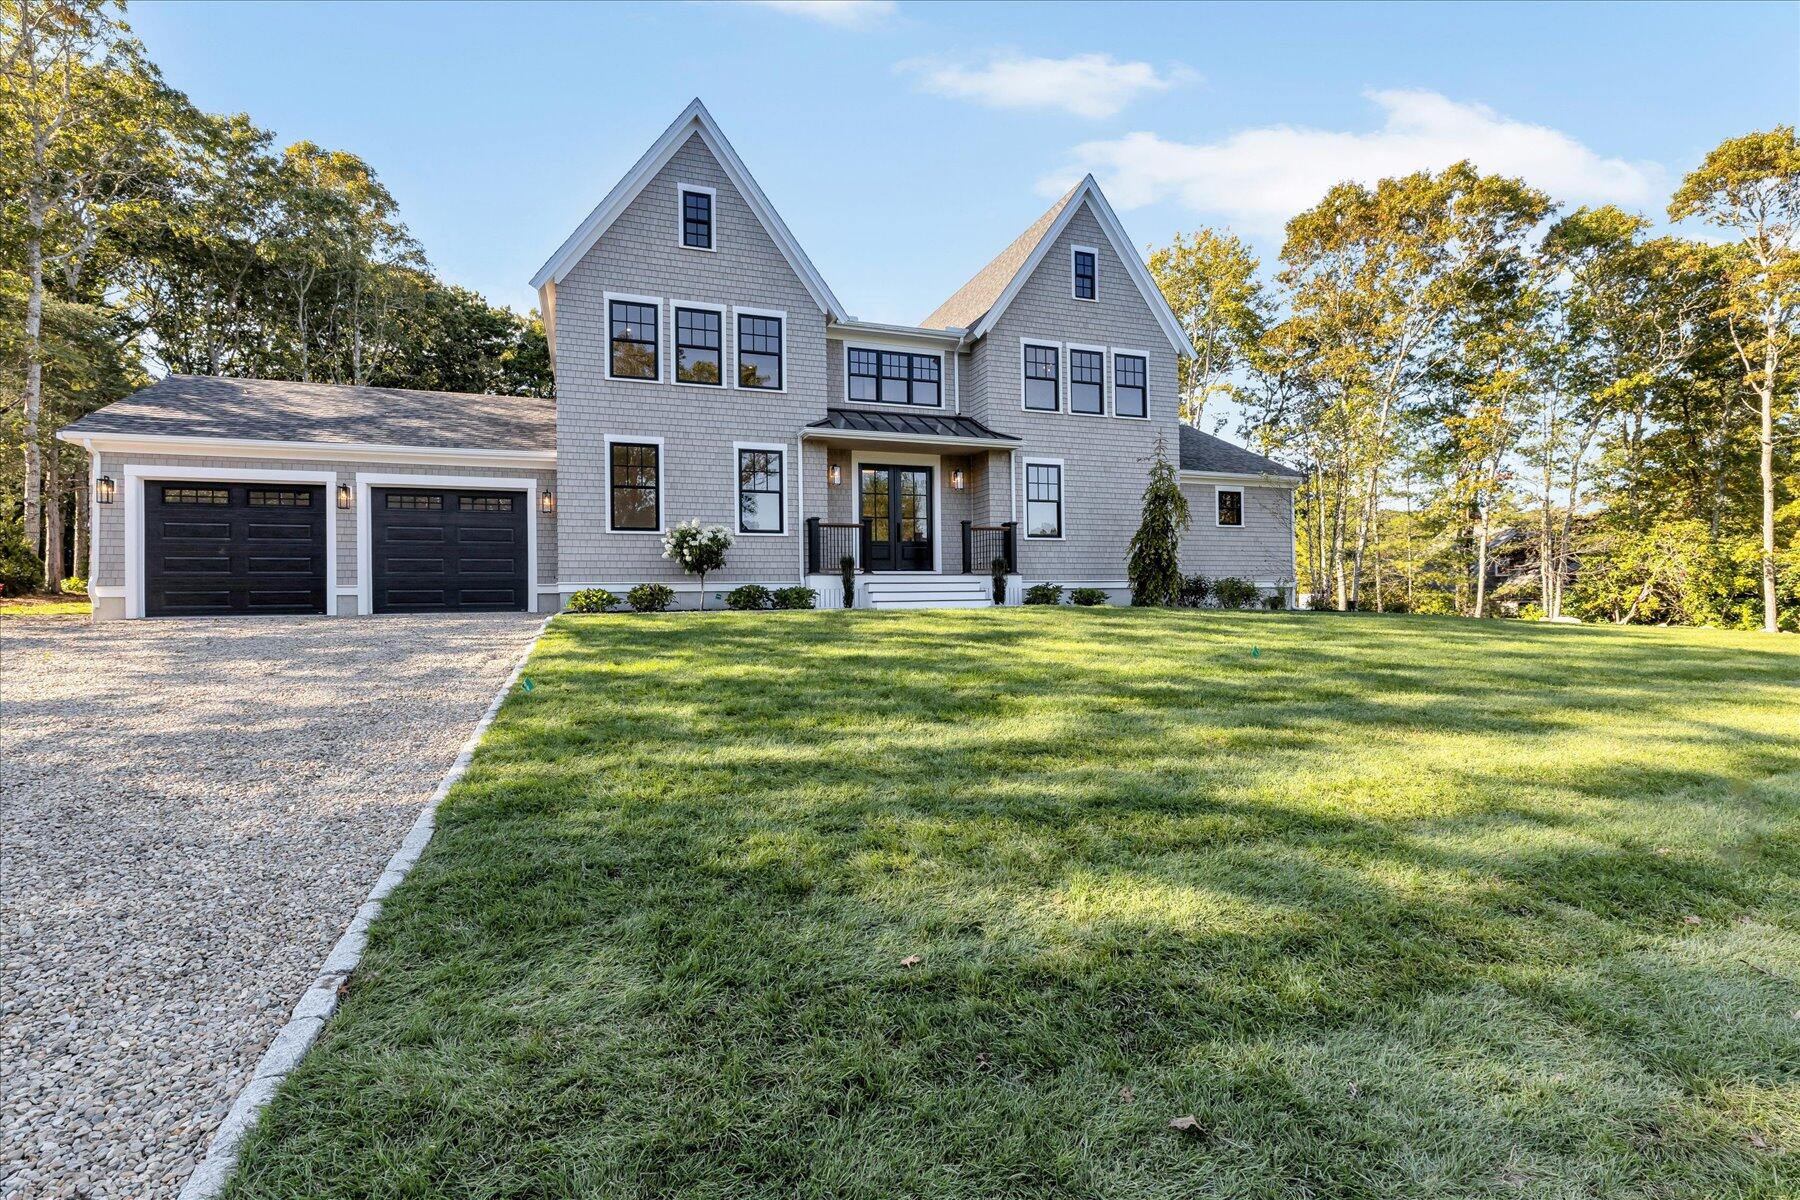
[859,465,933,571]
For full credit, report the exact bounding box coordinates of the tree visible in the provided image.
[662,520,731,611]
[1669,127,1799,633]
[1148,229,1266,426]
[1126,435,1189,606]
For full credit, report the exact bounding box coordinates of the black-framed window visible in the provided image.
[1217,488,1244,528]
[1073,250,1096,300]
[1025,463,1062,538]
[1070,349,1104,414]
[1114,354,1147,418]
[609,442,660,531]
[248,489,312,507]
[1023,343,1059,410]
[162,486,229,505]
[849,348,941,407]
[609,300,658,380]
[385,493,441,511]
[737,448,784,534]
[681,189,712,249]
[738,313,782,389]
[458,495,514,513]
[675,307,722,385]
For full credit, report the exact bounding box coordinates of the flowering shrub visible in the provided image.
[662,520,732,609]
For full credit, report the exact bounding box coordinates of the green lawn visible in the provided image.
[0,594,90,618]
[228,610,1798,1199]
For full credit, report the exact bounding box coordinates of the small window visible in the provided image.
[675,307,723,385]
[610,442,660,531]
[1025,463,1062,538]
[848,348,879,402]
[1070,349,1104,414]
[385,493,442,511]
[247,489,312,507]
[1217,488,1244,528]
[738,313,782,390]
[1114,354,1147,419]
[609,299,659,380]
[163,486,229,505]
[1023,343,1059,411]
[1073,249,1096,300]
[458,495,514,513]
[681,189,712,249]
[737,448,784,534]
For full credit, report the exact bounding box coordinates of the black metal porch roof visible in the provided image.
[806,407,1020,444]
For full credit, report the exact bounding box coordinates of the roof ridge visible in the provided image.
[919,183,1081,331]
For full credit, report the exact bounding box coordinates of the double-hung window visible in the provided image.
[609,441,660,531]
[1069,348,1105,414]
[736,447,784,534]
[680,187,713,249]
[1217,487,1244,528]
[1072,248,1097,300]
[737,312,783,390]
[674,307,722,385]
[609,299,659,381]
[1114,353,1147,418]
[849,349,942,406]
[1025,462,1063,538]
[1023,343,1059,411]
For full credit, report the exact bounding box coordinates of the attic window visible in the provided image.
[680,186,714,250]
[1072,247,1097,301]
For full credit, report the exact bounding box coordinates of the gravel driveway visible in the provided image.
[1,613,545,1200]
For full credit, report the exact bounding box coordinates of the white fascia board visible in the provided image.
[799,429,1018,451]
[529,99,848,323]
[829,318,965,346]
[1180,469,1303,489]
[966,176,1196,360]
[67,431,555,469]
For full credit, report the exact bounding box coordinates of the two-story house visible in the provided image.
[61,100,1299,620]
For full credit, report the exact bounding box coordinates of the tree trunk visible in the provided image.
[74,467,89,585]
[1759,365,1778,633]
[43,448,64,591]
[24,202,46,557]
[1473,499,1491,619]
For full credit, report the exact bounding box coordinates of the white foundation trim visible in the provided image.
[355,473,541,616]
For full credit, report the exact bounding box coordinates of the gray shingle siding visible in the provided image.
[552,132,821,590]
[1178,481,1296,586]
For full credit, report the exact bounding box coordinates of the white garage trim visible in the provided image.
[354,473,539,616]
[123,465,338,620]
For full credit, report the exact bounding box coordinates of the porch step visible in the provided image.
[863,576,994,610]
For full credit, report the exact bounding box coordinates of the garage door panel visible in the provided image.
[371,487,528,614]
[145,482,327,617]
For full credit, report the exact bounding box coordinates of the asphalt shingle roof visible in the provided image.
[808,408,1019,443]
[920,185,1078,331]
[1178,424,1302,479]
[60,375,554,452]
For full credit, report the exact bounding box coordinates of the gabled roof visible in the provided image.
[1178,424,1302,480]
[529,99,847,322]
[921,176,1195,359]
[60,375,554,453]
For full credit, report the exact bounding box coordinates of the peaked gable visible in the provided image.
[531,99,846,322]
[922,177,1194,359]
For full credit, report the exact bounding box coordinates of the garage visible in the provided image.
[144,480,327,616]
[370,486,529,613]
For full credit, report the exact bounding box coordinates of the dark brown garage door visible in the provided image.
[144,481,327,616]
[370,487,529,613]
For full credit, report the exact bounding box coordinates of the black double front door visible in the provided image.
[859,465,932,571]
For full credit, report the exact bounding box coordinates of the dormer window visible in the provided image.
[1072,247,1097,301]
[679,185,715,250]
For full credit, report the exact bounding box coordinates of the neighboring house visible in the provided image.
[60,100,1300,621]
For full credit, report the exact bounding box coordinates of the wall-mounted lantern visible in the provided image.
[336,483,352,510]
[950,468,966,491]
[95,476,116,504]
[828,463,843,487]
[540,488,556,515]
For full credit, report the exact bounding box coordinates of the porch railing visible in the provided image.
[806,517,872,574]
[961,520,1018,575]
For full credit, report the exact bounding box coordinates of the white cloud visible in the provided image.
[900,53,1198,120]
[748,0,895,29]
[1044,89,1664,232]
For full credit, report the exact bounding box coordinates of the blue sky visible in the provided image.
[132,0,1797,325]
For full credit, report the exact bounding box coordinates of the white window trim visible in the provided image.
[671,299,730,389]
[122,465,339,620]
[1065,342,1109,418]
[842,341,946,410]
[605,433,667,534]
[1021,455,1067,541]
[1215,485,1246,530]
[733,305,788,394]
[1110,346,1153,420]
[604,292,664,385]
[675,182,718,253]
[1019,337,1063,414]
[732,440,791,537]
[356,473,540,616]
[1071,244,1099,302]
